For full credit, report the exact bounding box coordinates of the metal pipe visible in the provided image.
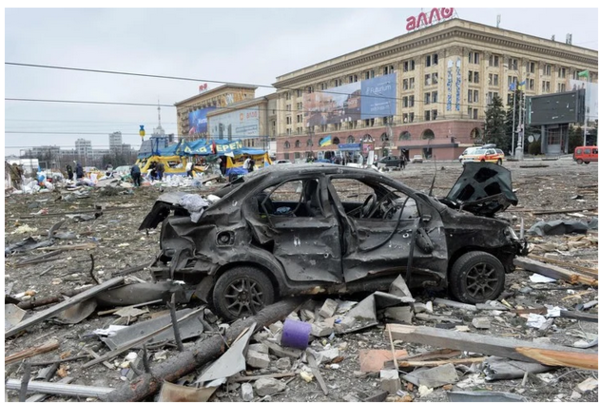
[6,379,114,399]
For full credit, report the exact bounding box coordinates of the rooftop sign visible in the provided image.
[406,8,455,32]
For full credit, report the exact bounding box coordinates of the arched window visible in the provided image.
[363,134,374,142]
[347,135,355,144]
[399,131,411,140]
[284,141,291,149]
[307,139,313,147]
[381,132,390,142]
[470,128,482,139]
[421,129,435,140]
[333,137,340,145]
[295,140,301,148]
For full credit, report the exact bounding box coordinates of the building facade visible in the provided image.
[272,18,598,161]
[174,84,258,141]
[109,132,123,152]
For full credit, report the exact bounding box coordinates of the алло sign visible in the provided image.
[406,8,454,32]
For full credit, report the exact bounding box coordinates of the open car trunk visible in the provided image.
[441,163,518,217]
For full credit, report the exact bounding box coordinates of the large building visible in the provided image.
[174,84,258,141]
[272,17,598,161]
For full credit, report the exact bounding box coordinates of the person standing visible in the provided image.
[66,164,74,180]
[186,160,195,178]
[248,158,256,172]
[75,162,84,180]
[148,161,157,181]
[243,156,252,171]
[130,164,141,187]
[156,161,165,181]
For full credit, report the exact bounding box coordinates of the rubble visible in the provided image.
[4,163,598,402]
[254,378,286,396]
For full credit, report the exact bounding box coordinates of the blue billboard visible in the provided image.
[360,74,397,119]
[188,106,216,136]
[303,73,396,127]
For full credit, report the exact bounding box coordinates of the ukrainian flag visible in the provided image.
[517,80,526,91]
[319,135,332,147]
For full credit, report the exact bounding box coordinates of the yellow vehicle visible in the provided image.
[461,148,504,165]
[136,155,189,175]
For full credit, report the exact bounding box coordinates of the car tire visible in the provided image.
[577,159,584,165]
[448,251,505,304]
[212,266,275,321]
[496,159,502,165]
[480,159,485,163]
[584,161,590,165]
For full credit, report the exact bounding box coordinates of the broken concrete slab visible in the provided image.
[575,377,598,393]
[433,298,477,311]
[240,383,253,401]
[379,369,401,394]
[275,357,291,370]
[308,347,339,365]
[5,303,26,331]
[254,377,286,397]
[401,363,459,388]
[311,322,334,337]
[262,340,303,359]
[471,317,491,329]
[337,292,414,334]
[246,349,270,369]
[385,305,413,323]
[318,298,338,318]
[247,343,269,355]
[389,274,412,298]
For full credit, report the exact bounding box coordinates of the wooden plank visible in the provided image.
[397,357,486,367]
[560,310,598,323]
[386,324,597,370]
[5,339,60,365]
[514,257,598,286]
[527,255,598,279]
[5,277,124,338]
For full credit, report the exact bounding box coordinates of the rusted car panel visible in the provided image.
[140,164,526,320]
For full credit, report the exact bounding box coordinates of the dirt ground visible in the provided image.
[4,159,598,402]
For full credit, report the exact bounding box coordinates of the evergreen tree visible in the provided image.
[483,94,508,152]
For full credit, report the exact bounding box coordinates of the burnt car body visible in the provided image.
[141,163,526,320]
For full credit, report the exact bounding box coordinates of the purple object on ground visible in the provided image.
[281,319,312,350]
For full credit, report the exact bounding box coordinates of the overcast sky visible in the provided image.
[4,6,599,156]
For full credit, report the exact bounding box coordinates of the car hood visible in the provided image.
[441,163,518,217]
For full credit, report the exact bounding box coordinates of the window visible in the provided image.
[432,110,438,120]
[296,89,303,97]
[425,110,430,121]
[347,135,355,144]
[402,113,414,123]
[425,53,438,67]
[403,60,415,72]
[558,83,566,92]
[542,81,551,93]
[528,62,536,74]
[286,128,291,135]
[468,51,480,64]
[508,58,518,70]
[286,116,292,125]
[383,65,394,75]
[307,139,313,146]
[296,114,303,123]
[468,89,473,103]
[259,179,323,218]
[468,71,480,83]
[320,124,326,132]
[403,79,409,90]
[364,118,375,127]
[558,67,566,78]
[403,96,408,108]
[334,123,341,131]
[488,74,499,86]
[285,92,291,100]
[425,74,431,86]
[284,141,291,149]
[468,107,478,119]
[365,69,375,79]
[409,77,415,89]
[283,153,290,159]
[432,73,438,84]
[489,54,499,67]
[334,79,343,87]
[431,91,438,104]
[306,86,313,94]
[295,140,301,148]
[544,64,552,76]
[425,93,431,105]
[349,74,358,83]
[409,96,414,107]
[349,121,357,129]
[297,102,303,110]
[486,91,499,105]
[320,83,328,90]
[527,78,535,91]
[286,104,291,111]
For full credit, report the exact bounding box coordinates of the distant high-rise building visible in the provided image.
[109,132,123,152]
[75,138,92,162]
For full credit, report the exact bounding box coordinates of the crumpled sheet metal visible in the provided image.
[53,299,98,324]
[5,237,55,255]
[446,391,526,402]
[178,194,209,223]
[482,356,553,381]
[94,282,187,307]
[102,308,205,351]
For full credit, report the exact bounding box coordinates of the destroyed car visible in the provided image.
[140,163,527,320]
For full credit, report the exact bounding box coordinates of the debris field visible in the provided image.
[4,160,598,402]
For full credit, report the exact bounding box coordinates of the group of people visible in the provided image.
[147,161,165,181]
[65,162,84,181]
[242,156,256,172]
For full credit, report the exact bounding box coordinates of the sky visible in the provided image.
[3,5,599,156]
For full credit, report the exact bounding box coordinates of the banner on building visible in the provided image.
[209,107,260,140]
[570,79,598,126]
[188,107,216,136]
[303,74,396,127]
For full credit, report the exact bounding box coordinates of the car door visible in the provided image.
[326,175,447,285]
[252,175,343,284]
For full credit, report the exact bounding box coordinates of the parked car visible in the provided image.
[412,155,423,163]
[573,146,598,165]
[458,147,482,164]
[377,155,401,167]
[461,148,504,165]
[275,159,291,164]
[141,164,526,320]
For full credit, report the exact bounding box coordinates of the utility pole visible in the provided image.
[511,88,516,156]
[515,89,525,160]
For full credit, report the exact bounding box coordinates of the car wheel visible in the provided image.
[212,266,275,321]
[480,159,486,163]
[496,159,502,165]
[449,251,505,304]
[584,161,590,165]
[577,159,584,165]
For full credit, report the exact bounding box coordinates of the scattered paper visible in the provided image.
[529,274,556,283]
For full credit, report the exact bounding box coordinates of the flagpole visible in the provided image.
[511,85,516,156]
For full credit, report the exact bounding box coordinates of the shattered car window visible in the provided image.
[257,179,322,218]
